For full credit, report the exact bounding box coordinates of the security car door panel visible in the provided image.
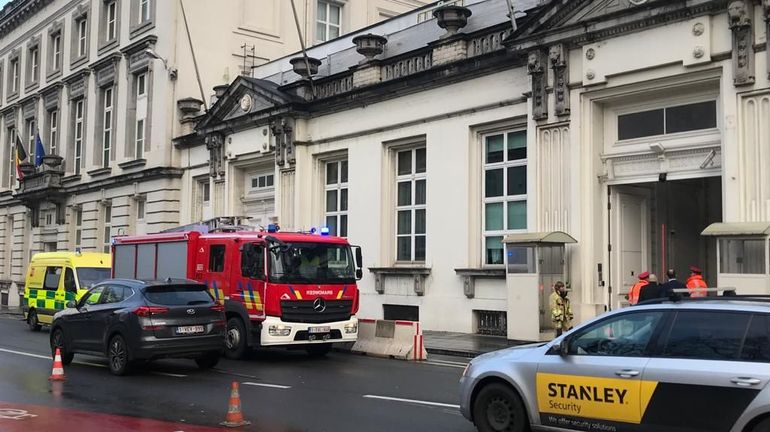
[536,310,666,432]
[72,286,106,351]
[640,311,770,432]
[87,285,127,351]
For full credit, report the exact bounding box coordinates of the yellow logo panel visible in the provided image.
[536,372,657,424]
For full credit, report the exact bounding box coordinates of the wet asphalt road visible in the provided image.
[0,315,476,432]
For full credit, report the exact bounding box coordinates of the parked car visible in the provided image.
[460,295,770,432]
[50,278,226,375]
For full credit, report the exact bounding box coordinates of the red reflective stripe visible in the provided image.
[359,318,376,323]
[395,320,414,326]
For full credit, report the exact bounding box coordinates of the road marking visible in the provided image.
[0,347,50,360]
[423,361,467,369]
[211,368,259,379]
[363,395,460,409]
[150,371,187,378]
[0,408,38,420]
[425,359,469,366]
[241,381,291,389]
[74,361,107,368]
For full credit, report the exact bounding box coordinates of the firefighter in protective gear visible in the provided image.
[626,271,649,306]
[549,281,573,337]
[687,265,708,298]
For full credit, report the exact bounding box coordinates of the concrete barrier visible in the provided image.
[351,318,427,361]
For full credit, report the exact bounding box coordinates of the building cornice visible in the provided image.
[0,0,54,38]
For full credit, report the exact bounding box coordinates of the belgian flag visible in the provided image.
[14,133,27,181]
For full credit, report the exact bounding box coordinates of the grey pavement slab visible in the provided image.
[424,330,538,358]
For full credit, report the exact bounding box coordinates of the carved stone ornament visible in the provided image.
[764,0,770,79]
[728,0,755,86]
[205,133,225,178]
[528,50,548,121]
[270,117,296,167]
[549,44,570,117]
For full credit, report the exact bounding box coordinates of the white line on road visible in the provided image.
[74,361,107,368]
[363,395,460,409]
[151,371,187,378]
[423,361,467,369]
[242,381,291,389]
[0,347,50,360]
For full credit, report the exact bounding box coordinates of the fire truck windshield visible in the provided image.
[268,242,356,284]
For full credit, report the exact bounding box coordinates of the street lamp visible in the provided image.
[144,48,177,80]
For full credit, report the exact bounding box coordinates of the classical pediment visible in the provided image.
[196,77,303,131]
[508,0,721,48]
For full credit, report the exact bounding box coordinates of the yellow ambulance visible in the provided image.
[23,251,111,331]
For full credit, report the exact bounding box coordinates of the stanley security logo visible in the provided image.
[536,373,658,424]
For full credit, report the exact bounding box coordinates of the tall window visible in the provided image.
[10,59,19,93]
[106,1,117,41]
[29,47,39,83]
[26,119,36,162]
[103,203,112,253]
[74,99,84,175]
[316,1,341,42]
[74,208,82,247]
[135,72,147,159]
[77,19,87,57]
[483,130,527,265]
[102,87,113,167]
[395,148,426,262]
[136,198,145,221]
[48,110,58,155]
[325,160,348,237]
[52,34,62,71]
[6,128,15,187]
[140,0,151,22]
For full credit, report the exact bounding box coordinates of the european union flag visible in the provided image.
[34,132,46,168]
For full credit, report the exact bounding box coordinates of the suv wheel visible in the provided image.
[195,351,220,369]
[108,335,131,376]
[752,417,770,432]
[224,317,247,360]
[473,383,530,432]
[27,310,42,332]
[50,328,74,365]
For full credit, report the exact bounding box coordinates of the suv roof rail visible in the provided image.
[638,292,770,306]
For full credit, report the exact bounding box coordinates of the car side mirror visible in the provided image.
[355,268,363,280]
[66,300,76,309]
[553,337,570,356]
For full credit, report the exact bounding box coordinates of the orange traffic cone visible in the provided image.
[221,381,250,428]
[49,348,66,381]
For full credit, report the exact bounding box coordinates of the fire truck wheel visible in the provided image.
[752,417,770,432]
[306,343,332,358]
[225,317,247,360]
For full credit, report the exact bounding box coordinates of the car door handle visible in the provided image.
[615,369,640,378]
[731,377,761,387]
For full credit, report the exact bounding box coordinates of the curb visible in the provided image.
[426,347,481,359]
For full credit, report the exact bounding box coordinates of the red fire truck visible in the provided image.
[111,224,362,359]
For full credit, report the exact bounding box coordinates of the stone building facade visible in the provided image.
[180,0,770,337]
[0,0,427,307]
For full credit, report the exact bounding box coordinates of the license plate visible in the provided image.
[309,326,330,334]
[177,325,205,334]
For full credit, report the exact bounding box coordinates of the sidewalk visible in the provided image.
[424,331,541,358]
[0,305,23,318]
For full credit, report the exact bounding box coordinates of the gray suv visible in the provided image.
[460,297,770,432]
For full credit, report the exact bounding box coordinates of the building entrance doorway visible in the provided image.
[609,176,721,309]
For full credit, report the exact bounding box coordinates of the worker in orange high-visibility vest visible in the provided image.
[686,265,708,298]
[626,271,649,306]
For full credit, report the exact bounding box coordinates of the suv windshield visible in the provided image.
[269,242,355,284]
[144,284,214,306]
[76,267,111,290]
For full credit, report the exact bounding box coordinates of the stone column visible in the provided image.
[764,0,770,79]
[728,0,755,86]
